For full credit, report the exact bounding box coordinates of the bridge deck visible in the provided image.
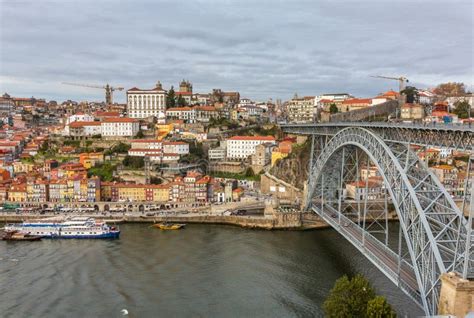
[312,203,423,308]
[282,122,474,151]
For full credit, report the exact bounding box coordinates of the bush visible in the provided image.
[366,296,396,318]
[323,275,375,317]
[122,155,145,169]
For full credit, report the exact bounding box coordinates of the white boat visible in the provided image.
[4,217,120,239]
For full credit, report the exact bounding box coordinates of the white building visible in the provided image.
[68,121,102,137]
[101,117,139,137]
[63,112,95,136]
[127,82,167,119]
[226,136,276,160]
[162,142,189,155]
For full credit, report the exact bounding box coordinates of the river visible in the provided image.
[0,224,423,317]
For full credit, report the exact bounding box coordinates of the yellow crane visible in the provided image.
[62,82,124,104]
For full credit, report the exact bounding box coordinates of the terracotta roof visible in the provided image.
[228,136,275,141]
[103,117,138,123]
[69,121,101,128]
[342,98,372,105]
[95,111,120,117]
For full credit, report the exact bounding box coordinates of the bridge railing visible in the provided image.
[312,203,423,307]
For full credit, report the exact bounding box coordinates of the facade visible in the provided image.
[127,82,167,119]
[345,179,384,201]
[401,103,424,121]
[340,98,372,112]
[287,96,315,123]
[226,136,276,160]
[101,117,139,137]
[68,121,102,137]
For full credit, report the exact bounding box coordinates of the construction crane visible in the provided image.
[370,75,409,93]
[62,82,124,104]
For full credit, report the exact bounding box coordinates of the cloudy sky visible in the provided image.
[0,0,472,103]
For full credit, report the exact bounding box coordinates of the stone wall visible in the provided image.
[438,272,474,317]
[260,173,303,204]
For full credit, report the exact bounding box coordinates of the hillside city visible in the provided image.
[0,80,472,212]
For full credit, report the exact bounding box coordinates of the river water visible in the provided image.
[0,224,423,317]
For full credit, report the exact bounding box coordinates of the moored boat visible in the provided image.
[4,217,120,239]
[2,230,43,241]
[153,223,186,230]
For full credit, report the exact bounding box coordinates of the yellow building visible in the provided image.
[13,161,35,174]
[152,184,170,202]
[117,185,146,202]
[271,149,289,167]
[79,152,104,169]
[156,123,174,139]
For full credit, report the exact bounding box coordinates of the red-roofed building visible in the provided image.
[227,136,276,160]
[101,117,139,137]
[341,98,372,112]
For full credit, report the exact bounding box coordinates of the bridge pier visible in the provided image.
[438,272,474,317]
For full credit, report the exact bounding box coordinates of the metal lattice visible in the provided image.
[305,127,471,315]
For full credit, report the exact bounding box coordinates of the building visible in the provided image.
[400,103,425,121]
[226,136,276,160]
[208,146,226,161]
[101,117,139,137]
[68,121,102,138]
[127,82,167,119]
[340,98,372,112]
[287,96,315,123]
[251,143,274,167]
[345,178,384,201]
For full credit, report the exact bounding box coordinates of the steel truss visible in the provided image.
[306,127,472,315]
[282,122,474,151]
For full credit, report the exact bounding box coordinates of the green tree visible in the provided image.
[323,274,376,318]
[452,100,470,119]
[122,155,144,169]
[176,94,187,107]
[135,129,145,138]
[245,167,255,177]
[166,86,176,108]
[150,177,163,185]
[401,86,419,104]
[329,103,338,114]
[366,296,396,318]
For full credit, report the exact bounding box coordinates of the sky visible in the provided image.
[0,0,472,103]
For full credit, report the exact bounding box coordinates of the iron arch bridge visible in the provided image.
[282,124,473,315]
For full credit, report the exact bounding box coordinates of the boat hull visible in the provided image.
[46,231,121,239]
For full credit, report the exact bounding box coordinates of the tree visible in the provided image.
[452,100,471,119]
[150,177,162,185]
[323,274,376,317]
[166,86,176,108]
[433,82,466,97]
[122,155,144,169]
[135,129,145,139]
[329,103,338,114]
[176,94,187,107]
[366,296,396,318]
[401,86,419,104]
[245,167,255,177]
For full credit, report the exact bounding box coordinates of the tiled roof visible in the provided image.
[228,136,275,141]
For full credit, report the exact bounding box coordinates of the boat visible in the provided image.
[4,217,120,239]
[2,230,43,241]
[153,223,186,230]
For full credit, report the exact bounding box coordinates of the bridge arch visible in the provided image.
[306,127,470,315]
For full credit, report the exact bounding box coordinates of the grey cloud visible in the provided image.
[0,0,472,102]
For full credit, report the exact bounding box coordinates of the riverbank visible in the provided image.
[0,212,330,230]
